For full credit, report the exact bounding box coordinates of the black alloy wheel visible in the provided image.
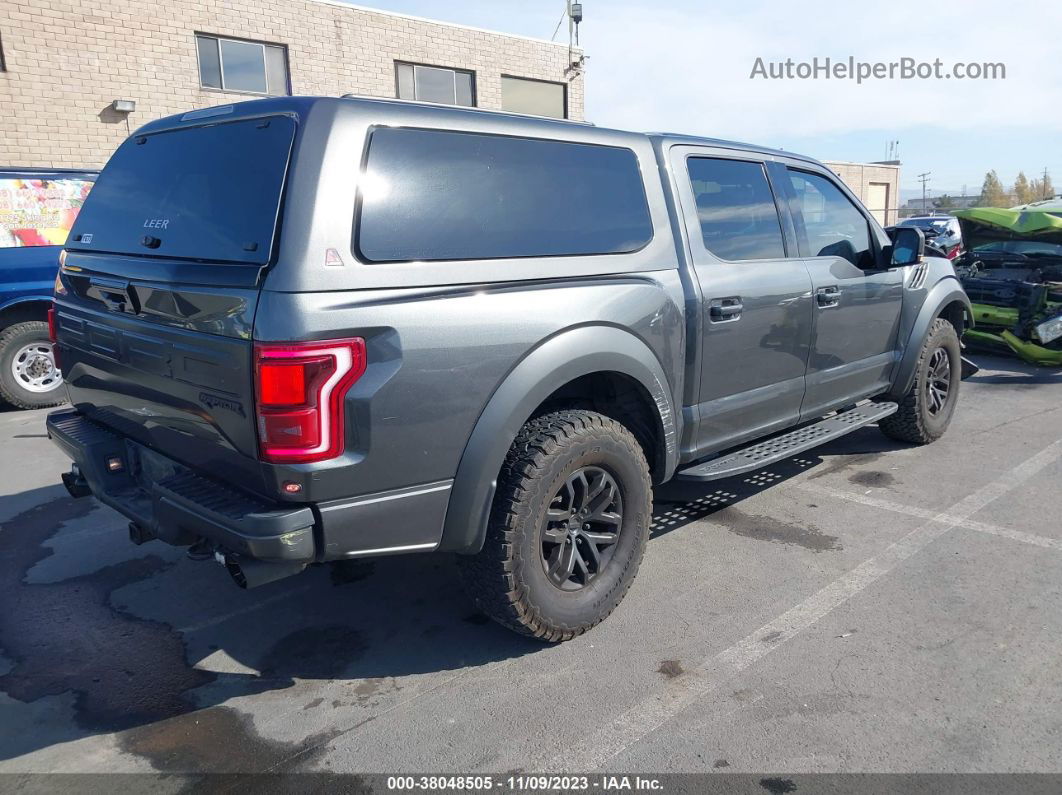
[924,347,952,416]
[540,466,623,591]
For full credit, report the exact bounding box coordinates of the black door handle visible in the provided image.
[100,294,126,313]
[709,297,743,321]
[816,286,841,307]
[89,277,139,315]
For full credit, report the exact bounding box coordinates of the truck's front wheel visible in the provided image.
[0,321,66,410]
[880,318,960,444]
[457,410,652,642]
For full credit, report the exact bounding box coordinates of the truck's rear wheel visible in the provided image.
[880,318,960,445]
[0,322,66,410]
[458,410,652,642]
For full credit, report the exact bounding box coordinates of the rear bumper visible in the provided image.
[46,409,453,563]
[47,410,317,561]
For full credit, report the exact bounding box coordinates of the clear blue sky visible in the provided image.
[345,0,1061,199]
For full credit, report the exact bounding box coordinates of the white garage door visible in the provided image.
[867,182,890,225]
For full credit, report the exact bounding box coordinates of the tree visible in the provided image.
[1030,173,1056,202]
[978,170,1009,207]
[1013,172,1033,205]
[933,194,956,210]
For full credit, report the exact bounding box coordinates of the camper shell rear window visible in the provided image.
[68,115,295,265]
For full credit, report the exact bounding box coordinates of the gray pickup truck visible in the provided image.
[47,97,971,641]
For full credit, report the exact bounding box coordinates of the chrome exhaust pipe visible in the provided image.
[222,555,307,589]
[61,467,92,499]
[128,522,156,546]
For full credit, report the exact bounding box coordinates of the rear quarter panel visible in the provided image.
[253,272,687,499]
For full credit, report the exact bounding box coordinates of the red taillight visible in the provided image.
[254,338,366,464]
[946,246,961,260]
[47,305,62,370]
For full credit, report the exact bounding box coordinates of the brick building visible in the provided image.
[0,0,584,169]
[822,159,901,226]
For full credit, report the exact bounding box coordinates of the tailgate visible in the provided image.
[53,111,298,495]
[55,272,266,491]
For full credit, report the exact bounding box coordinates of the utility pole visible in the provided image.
[918,172,931,213]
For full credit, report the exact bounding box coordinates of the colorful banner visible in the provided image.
[0,177,95,248]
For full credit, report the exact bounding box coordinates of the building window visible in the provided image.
[195,34,289,96]
[501,76,567,119]
[395,62,475,107]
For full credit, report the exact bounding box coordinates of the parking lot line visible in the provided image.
[796,482,1062,552]
[526,437,1062,773]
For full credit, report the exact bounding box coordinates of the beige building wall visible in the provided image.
[823,160,901,226]
[0,0,584,169]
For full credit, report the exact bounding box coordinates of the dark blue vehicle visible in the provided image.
[0,168,97,408]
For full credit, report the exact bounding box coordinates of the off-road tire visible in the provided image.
[457,410,652,642]
[880,318,960,445]
[0,322,66,410]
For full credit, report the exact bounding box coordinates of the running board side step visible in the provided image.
[675,402,899,482]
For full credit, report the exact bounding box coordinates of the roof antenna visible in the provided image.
[565,1,586,76]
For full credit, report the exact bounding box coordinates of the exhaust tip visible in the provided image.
[61,469,92,499]
[225,558,250,589]
[222,555,307,589]
[128,522,156,546]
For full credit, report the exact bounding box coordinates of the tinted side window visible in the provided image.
[356,128,654,263]
[686,158,785,261]
[789,170,872,267]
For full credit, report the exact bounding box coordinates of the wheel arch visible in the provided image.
[0,297,52,330]
[439,325,679,554]
[888,278,971,400]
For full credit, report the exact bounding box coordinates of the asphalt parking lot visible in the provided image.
[1,353,1060,778]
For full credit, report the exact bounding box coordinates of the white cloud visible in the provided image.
[583,0,1062,141]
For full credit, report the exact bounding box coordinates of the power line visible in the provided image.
[551,2,567,41]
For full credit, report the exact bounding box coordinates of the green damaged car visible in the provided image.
[953,204,1062,366]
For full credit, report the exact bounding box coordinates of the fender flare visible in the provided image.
[439,325,679,554]
[0,294,54,313]
[888,278,972,400]
[0,295,54,328]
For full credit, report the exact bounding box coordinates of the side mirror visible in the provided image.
[886,225,925,266]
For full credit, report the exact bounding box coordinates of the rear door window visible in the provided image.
[0,175,95,248]
[69,115,296,264]
[355,127,653,263]
[686,157,786,261]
